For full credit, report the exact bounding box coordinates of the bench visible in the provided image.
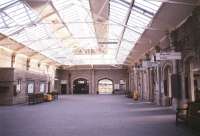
[176,102,200,129]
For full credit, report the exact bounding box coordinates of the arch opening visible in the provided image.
[163,65,173,106]
[184,57,200,102]
[98,79,113,95]
[184,57,195,101]
[73,78,89,94]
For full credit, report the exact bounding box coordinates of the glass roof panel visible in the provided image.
[52,0,98,49]
[116,0,162,63]
[0,0,162,65]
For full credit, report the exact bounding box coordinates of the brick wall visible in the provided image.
[56,68,129,94]
[0,46,56,105]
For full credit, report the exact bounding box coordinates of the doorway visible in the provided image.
[194,73,200,102]
[163,65,172,106]
[73,78,89,94]
[184,57,195,101]
[98,79,113,94]
[61,84,67,94]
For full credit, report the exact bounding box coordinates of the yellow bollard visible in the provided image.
[133,90,139,101]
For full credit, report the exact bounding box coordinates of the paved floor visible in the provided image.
[0,95,199,136]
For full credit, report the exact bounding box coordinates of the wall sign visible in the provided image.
[61,80,67,84]
[134,67,146,71]
[142,61,158,68]
[155,52,181,60]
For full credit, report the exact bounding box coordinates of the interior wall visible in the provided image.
[94,69,129,94]
[0,47,57,105]
[56,68,129,94]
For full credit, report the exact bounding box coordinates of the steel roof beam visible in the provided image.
[49,1,72,36]
[114,0,155,16]
[115,0,135,59]
[148,0,199,6]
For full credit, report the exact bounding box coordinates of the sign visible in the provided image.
[134,67,146,71]
[61,80,67,84]
[151,55,156,62]
[155,52,181,60]
[142,61,158,68]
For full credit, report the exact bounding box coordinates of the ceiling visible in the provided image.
[0,0,198,66]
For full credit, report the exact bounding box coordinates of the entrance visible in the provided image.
[61,84,67,94]
[185,56,200,102]
[185,57,195,101]
[98,79,113,94]
[163,65,172,106]
[73,78,89,94]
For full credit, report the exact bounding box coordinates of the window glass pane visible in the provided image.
[40,82,45,93]
[27,82,34,94]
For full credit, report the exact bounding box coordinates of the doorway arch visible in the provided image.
[98,79,113,94]
[184,56,195,101]
[73,78,89,94]
[163,64,173,105]
[163,64,173,96]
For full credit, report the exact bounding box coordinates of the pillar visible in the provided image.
[11,53,16,68]
[91,69,95,94]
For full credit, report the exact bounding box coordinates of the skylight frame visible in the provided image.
[116,0,162,63]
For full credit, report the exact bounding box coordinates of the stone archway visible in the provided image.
[184,56,195,101]
[98,78,113,94]
[73,78,89,94]
[163,64,173,106]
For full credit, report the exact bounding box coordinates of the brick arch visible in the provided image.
[95,76,115,93]
[183,54,196,101]
[71,76,90,94]
[72,76,90,84]
[97,78,114,94]
[161,62,173,80]
[183,55,195,75]
[97,77,114,83]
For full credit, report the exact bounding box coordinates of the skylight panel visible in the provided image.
[3,2,37,25]
[0,0,162,65]
[52,0,98,49]
[0,0,18,9]
[1,13,16,27]
[0,16,6,27]
[120,40,134,50]
[123,28,141,42]
[115,0,162,63]
[135,0,159,14]
[109,1,129,24]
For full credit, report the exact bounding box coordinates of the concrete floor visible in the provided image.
[0,95,199,136]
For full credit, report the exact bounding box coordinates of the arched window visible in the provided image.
[98,79,113,94]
